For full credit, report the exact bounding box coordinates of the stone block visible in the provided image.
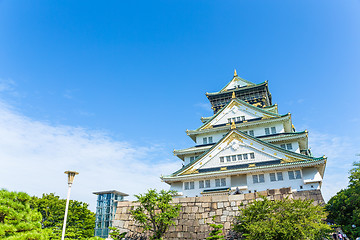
[224,201,230,207]
[230,201,236,207]
[197,195,212,203]
[212,195,228,202]
[224,221,231,229]
[217,202,224,208]
[244,193,255,200]
[171,198,180,203]
[220,216,227,222]
[256,190,267,197]
[192,206,199,212]
[215,209,222,215]
[202,202,210,208]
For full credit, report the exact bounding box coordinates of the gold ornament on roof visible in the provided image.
[231,120,236,129]
[232,91,236,99]
[234,69,238,77]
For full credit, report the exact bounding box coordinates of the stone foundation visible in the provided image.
[113,188,324,240]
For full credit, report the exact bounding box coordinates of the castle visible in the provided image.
[162,71,326,198]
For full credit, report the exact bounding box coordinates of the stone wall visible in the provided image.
[113,188,324,240]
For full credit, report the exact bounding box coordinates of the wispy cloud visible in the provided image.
[309,131,360,202]
[0,78,16,94]
[0,100,179,210]
[194,102,212,112]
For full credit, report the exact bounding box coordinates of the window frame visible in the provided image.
[265,128,270,135]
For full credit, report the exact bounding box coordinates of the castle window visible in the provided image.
[270,173,276,182]
[286,143,293,150]
[237,154,242,160]
[228,118,232,123]
[215,179,220,187]
[203,137,207,144]
[208,137,213,144]
[236,117,241,122]
[226,156,231,162]
[216,178,226,187]
[220,157,224,163]
[232,155,237,161]
[221,178,226,186]
[199,180,205,189]
[249,130,254,136]
[184,181,195,190]
[243,153,248,160]
[243,131,248,134]
[205,180,211,188]
[252,174,265,184]
[271,127,276,134]
[190,156,195,162]
[241,116,245,121]
[280,144,286,149]
[288,170,301,180]
[250,153,255,159]
[265,128,270,135]
[270,172,283,181]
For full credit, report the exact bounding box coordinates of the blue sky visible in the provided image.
[0,0,359,209]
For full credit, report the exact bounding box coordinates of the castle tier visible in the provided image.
[162,71,326,197]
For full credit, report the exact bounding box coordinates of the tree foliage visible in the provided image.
[30,193,95,239]
[108,227,126,239]
[326,161,360,239]
[233,197,331,240]
[206,216,224,240]
[130,189,181,240]
[0,189,49,240]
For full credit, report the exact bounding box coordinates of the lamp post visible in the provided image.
[61,171,79,240]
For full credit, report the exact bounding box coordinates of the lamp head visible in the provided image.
[64,171,79,185]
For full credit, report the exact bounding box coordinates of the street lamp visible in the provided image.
[61,171,79,240]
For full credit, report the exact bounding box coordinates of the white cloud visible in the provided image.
[0,100,179,211]
[309,131,360,202]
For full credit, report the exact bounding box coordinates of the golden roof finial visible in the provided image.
[232,91,236,99]
[234,69,238,77]
[231,120,236,129]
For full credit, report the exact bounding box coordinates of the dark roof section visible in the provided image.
[93,190,129,196]
[202,187,230,193]
[198,160,282,173]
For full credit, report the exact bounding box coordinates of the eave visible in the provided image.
[206,81,266,96]
[174,131,308,160]
[162,158,326,183]
[197,97,281,131]
[187,114,292,142]
[171,129,325,178]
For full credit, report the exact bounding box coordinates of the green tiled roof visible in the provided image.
[168,129,325,177]
[196,98,282,131]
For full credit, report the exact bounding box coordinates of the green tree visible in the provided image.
[206,216,225,240]
[0,189,49,239]
[326,161,360,239]
[233,197,331,240]
[108,227,126,239]
[30,193,95,239]
[130,189,181,240]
